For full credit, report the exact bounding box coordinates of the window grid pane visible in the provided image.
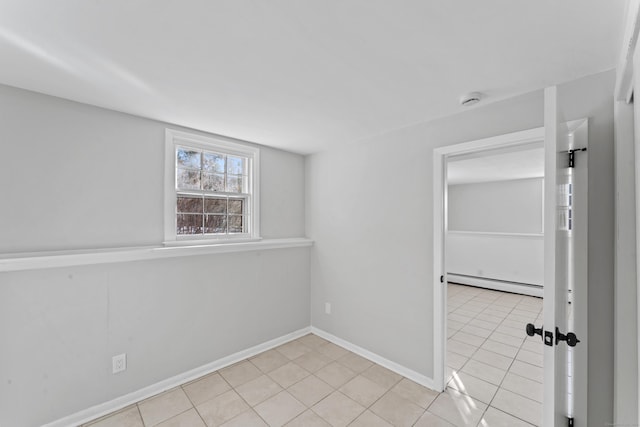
[176,146,250,237]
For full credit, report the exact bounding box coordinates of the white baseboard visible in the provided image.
[448,274,543,298]
[43,327,311,427]
[310,327,436,391]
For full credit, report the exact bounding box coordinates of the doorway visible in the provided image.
[432,119,588,425]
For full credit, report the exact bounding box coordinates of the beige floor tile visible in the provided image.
[85,405,143,427]
[276,341,313,360]
[269,361,311,388]
[473,319,499,331]
[509,360,543,383]
[254,391,306,427]
[413,411,456,426]
[428,388,487,427]
[447,339,477,357]
[520,340,543,354]
[156,409,206,427]
[284,409,331,427]
[447,371,498,405]
[219,361,262,388]
[479,406,535,427]
[315,342,349,360]
[235,374,283,406]
[491,389,542,426]
[219,409,268,427]
[447,352,469,370]
[183,373,231,406]
[390,378,439,408]
[311,391,365,427]
[138,388,193,427]
[495,325,524,338]
[449,313,473,324]
[471,348,513,371]
[337,352,373,373]
[482,310,510,320]
[349,410,393,427]
[448,319,466,330]
[481,340,519,358]
[361,364,403,390]
[461,322,493,338]
[475,313,504,324]
[196,390,249,427]
[450,331,486,347]
[516,349,543,368]
[315,361,356,388]
[250,349,291,373]
[489,332,522,348]
[296,334,329,349]
[293,351,331,373]
[461,359,506,386]
[501,372,543,403]
[455,309,480,318]
[339,375,387,407]
[288,375,334,407]
[370,391,425,427]
[508,313,536,324]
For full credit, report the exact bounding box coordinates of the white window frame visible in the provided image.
[164,129,260,245]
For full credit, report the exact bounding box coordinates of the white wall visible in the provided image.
[306,69,616,426]
[447,233,543,286]
[447,178,544,287]
[448,178,543,234]
[613,99,639,426]
[0,85,309,427]
[0,85,305,254]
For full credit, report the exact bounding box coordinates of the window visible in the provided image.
[164,129,260,244]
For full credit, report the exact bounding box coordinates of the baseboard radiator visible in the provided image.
[447,273,543,298]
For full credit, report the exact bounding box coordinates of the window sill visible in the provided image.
[0,238,313,273]
[164,237,262,247]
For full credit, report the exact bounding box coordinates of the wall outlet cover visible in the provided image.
[112,353,127,374]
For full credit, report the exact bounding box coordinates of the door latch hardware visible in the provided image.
[555,327,581,347]
[440,275,444,283]
[525,323,543,339]
[544,330,554,346]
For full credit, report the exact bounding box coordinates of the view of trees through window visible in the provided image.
[175,147,249,236]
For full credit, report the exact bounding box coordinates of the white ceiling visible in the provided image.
[447,145,545,185]
[0,1,627,154]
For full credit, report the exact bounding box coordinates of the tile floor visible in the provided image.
[446,283,544,426]
[84,284,543,427]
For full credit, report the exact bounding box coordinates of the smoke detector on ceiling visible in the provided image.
[460,92,483,107]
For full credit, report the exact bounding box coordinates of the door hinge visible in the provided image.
[568,416,574,426]
[567,148,586,168]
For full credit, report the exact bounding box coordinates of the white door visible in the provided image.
[542,87,588,426]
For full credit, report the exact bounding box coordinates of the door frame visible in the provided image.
[432,126,545,391]
[432,120,588,423]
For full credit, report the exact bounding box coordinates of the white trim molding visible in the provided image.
[310,327,436,391]
[42,327,311,427]
[0,238,313,272]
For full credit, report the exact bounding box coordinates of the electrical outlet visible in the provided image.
[325,302,331,314]
[112,353,127,374]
